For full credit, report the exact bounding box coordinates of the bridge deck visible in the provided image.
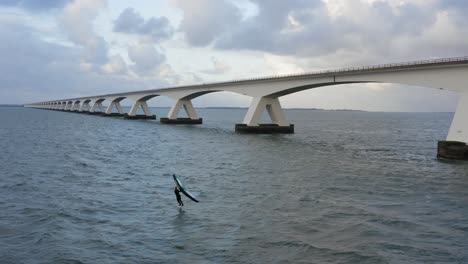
[38,56,468,103]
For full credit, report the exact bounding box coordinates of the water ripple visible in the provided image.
[0,107,467,263]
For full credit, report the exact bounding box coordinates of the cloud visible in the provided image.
[0,18,167,104]
[214,1,410,56]
[437,0,468,12]
[113,8,178,79]
[128,42,166,76]
[201,57,230,75]
[60,1,178,81]
[0,21,80,101]
[0,0,71,11]
[114,7,173,41]
[176,0,468,64]
[60,0,109,65]
[58,0,134,76]
[174,0,242,46]
[100,55,127,75]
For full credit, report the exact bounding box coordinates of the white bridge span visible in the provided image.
[26,56,468,143]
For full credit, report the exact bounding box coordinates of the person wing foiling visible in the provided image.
[174,186,184,207]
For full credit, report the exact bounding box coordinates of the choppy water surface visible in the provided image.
[0,107,467,264]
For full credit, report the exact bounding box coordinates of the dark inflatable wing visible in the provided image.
[173,174,199,203]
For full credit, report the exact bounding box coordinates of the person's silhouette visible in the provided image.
[174,186,184,207]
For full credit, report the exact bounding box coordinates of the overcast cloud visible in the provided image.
[174,0,242,46]
[0,0,464,111]
[176,0,468,62]
[0,0,71,11]
[114,7,173,41]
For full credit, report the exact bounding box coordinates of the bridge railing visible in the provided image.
[233,56,468,83]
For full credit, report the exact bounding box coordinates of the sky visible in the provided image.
[1,0,467,111]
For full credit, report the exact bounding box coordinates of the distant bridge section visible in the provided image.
[25,56,468,157]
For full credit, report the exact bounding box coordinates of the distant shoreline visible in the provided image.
[0,104,23,107]
[191,107,370,112]
[2,105,453,113]
[184,106,367,111]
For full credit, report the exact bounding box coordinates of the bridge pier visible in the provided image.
[79,100,91,113]
[438,93,468,160]
[65,101,73,111]
[89,99,105,115]
[124,100,156,120]
[70,101,81,112]
[236,97,294,134]
[446,93,468,143]
[160,99,202,124]
[105,101,123,115]
[102,97,125,117]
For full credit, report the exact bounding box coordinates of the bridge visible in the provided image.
[25,56,468,157]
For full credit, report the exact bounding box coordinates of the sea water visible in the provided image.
[0,107,467,263]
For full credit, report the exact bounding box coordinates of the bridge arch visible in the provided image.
[180,91,219,100]
[89,98,106,113]
[103,96,126,115]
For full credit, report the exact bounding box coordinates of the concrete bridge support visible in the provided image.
[79,100,91,112]
[160,99,202,124]
[65,101,73,111]
[103,97,125,117]
[447,93,468,142]
[236,97,294,133]
[89,99,105,115]
[125,96,156,120]
[70,101,81,112]
[438,93,468,159]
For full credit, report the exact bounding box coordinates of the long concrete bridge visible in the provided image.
[25,56,468,158]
